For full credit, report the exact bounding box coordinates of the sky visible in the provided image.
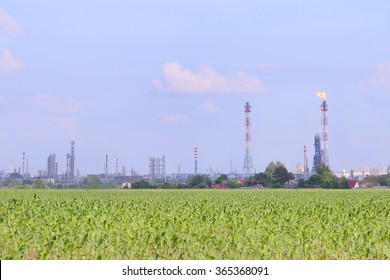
[0,0,389,176]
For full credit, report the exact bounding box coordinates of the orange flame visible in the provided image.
[316,91,327,100]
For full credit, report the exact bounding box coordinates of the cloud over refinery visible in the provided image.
[154,61,265,94]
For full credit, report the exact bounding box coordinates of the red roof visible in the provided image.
[211,184,230,189]
[348,180,358,188]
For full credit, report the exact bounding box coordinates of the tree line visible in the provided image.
[2,161,386,189]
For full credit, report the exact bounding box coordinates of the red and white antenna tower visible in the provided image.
[194,146,198,175]
[317,91,329,167]
[243,102,254,175]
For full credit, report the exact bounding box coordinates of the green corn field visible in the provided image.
[0,189,389,260]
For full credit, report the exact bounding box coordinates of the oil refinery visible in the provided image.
[0,93,389,187]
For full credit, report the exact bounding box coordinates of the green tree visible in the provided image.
[332,180,342,189]
[82,175,101,189]
[131,180,151,189]
[307,174,322,186]
[306,166,348,189]
[339,177,350,189]
[379,178,388,186]
[215,174,228,184]
[265,161,285,177]
[159,182,175,189]
[253,172,272,187]
[228,181,241,188]
[297,178,306,188]
[54,183,65,189]
[273,165,295,185]
[189,175,211,188]
[23,179,33,185]
[204,176,212,187]
[264,161,294,187]
[315,163,332,175]
[189,175,201,188]
[322,180,334,189]
[32,179,47,189]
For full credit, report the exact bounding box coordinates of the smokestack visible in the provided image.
[194,146,198,175]
[116,159,118,177]
[105,154,108,183]
[22,152,25,177]
[70,141,75,181]
[304,146,308,173]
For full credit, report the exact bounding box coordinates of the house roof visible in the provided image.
[348,180,358,188]
[211,184,230,189]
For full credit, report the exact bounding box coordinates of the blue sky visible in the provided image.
[0,0,389,175]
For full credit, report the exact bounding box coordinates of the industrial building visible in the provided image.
[65,141,75,183]
[312,134,322,171]
[149,155,166,183]
[310,92,330,172]
[47,153,58,182]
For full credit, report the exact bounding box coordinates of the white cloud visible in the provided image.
[366,62,390,89]
[0,9,21,34]
[154,61,265,94]
[198,100,222,113]
[158,113,190,124]
[0,49,23,73]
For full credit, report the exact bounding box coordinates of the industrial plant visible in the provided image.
[0,92,389,188]
[149,155,166,183]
